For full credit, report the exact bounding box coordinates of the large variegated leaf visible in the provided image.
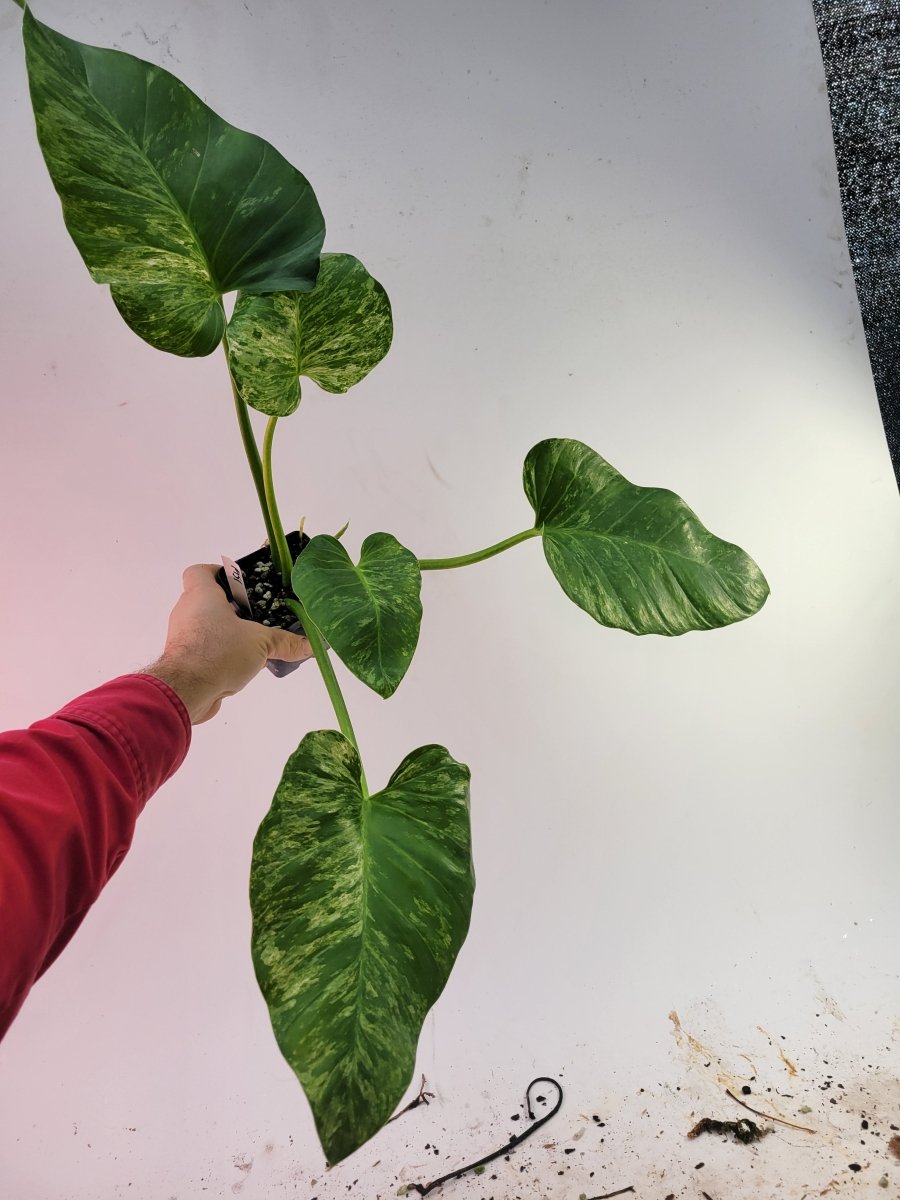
[524,438,769,635]
[22,9,324,356]
[226,253,393,415]
[291,533,421,697]
[250,730,473,1165]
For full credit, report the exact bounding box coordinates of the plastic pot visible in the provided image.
[215,529,311,678]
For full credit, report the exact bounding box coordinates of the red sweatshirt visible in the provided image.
[0,673,191,1041]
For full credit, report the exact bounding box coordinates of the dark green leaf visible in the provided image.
[524,438,769,635]
[291,533,422,698]
[22,9,324,356]
[226,253,393,416]
[251,730,473,1164]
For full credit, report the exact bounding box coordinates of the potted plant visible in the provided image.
[13,3,769,1166]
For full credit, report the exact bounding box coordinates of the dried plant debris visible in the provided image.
[725,1088,815,1134]
[687,1117,772,1144]
[387,1075,434,1125]
[411,1076,564,1196]
[583,1188,635,1200]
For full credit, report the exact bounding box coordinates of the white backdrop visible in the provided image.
[1,1,899,1197]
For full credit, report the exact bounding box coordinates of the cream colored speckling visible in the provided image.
[524,438,769,636]
[24,8,324,357]
[226,253,393,414]
[250,730,473,1165]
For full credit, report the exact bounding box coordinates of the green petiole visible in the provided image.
[224,335,281,570]
[261,414,294,591]
[229,371,367,794]
[284,597,369,798]
[418,527,541,571]
[224,334,294,589]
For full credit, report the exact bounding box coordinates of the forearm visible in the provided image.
[140,656,218,726]
[0,674,190,1039]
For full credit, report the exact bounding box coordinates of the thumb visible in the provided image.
[265,628,315,663]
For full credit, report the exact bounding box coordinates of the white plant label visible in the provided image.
[221,555,254,617]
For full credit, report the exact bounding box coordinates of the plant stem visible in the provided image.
[262,415,294,590]
[223,334,281,565]
[224,337,366,792]
[284,598,369,798]
[418,527,541,571]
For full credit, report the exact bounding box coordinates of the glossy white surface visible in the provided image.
[1,1,898,1196]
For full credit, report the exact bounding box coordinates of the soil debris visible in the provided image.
[688,1117,771,1144]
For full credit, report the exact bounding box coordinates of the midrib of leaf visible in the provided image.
[75,52,217,290]
[539,448,583,525]
[350,783,374,1062]
[354,561,388,678]
[292,294,303,371]
[183,114,212,221]
[552,526,748,579]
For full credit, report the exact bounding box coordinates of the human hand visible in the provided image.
[144,563,314,725]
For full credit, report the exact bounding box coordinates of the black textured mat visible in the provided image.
[811,0,900,486]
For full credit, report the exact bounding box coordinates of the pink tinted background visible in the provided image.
[1,1,898,1196]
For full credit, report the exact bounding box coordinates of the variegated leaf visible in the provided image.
[226,253,393,415]
[250,730,473,1164]
[524,438,769,635]
[291,533,421,698]
[22,9,324,356]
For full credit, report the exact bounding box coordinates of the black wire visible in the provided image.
[410,1076,564,1196]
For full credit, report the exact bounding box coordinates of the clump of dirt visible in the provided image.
[687,1118,771,1145]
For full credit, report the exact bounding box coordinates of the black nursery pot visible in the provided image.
[215,529,312,678]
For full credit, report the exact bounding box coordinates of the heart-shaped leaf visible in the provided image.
[250,730,473,1164]
[226,253,393,416]
[291,533,421,698]
[22,9,324,356]
[524,438,769,635]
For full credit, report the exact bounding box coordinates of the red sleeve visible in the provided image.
[0,673,191,1041]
